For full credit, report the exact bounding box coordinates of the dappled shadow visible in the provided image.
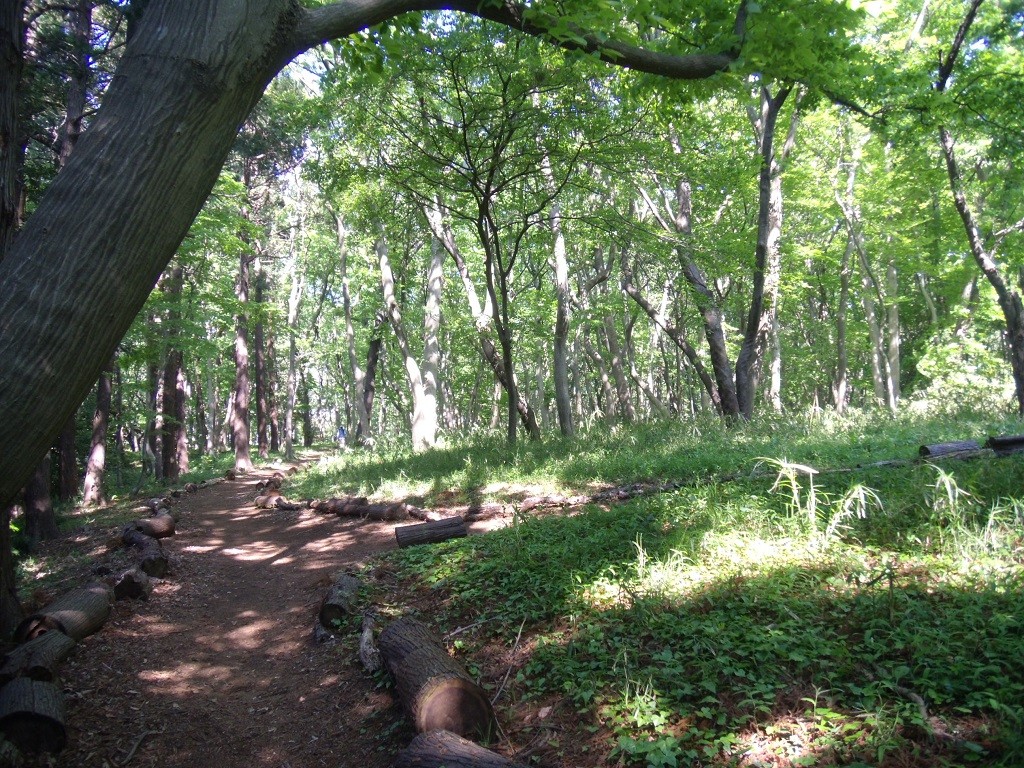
[55,471,404,768]
[489,555,1024,766]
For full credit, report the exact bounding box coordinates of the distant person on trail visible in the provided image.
[336,425,347,450]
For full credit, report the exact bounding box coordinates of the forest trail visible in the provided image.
[53,466,404,768]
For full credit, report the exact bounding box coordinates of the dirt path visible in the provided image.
[53,468,410,768]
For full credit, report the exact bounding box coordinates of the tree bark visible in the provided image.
[81,355,114,506]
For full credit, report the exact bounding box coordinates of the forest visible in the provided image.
[0,0,1023,765]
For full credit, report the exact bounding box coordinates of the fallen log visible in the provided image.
[0,678,67,753]
[985,434,1024,456]
[0,632,76,684]
[121,528,168,578]
[13,582,113,644]
[918,440,982,458]
[184,482,199,493]
[379,617,495,739]
[318,574,361,629]
[311,497,415,521]
[359,613,381,673]
[130,512,176,539]
[394,730,529,768]
[113,567,153,601]
[395,517,467,549]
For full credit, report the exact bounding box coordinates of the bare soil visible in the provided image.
[38,467,414,768]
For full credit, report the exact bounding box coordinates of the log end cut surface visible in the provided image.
[409,673,495,739]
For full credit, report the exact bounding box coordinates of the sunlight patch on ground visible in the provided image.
[138,662,234,694]
[221,543,288,561]
[225,618,280,649]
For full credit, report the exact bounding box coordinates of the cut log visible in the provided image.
[14,582,113,644]
[985,434,1024,456]
[318,574,361,629]
[184,482,198,493]
[113,567,153,601]
[131,512,176,539]
[395,517,467,549]
[394,730,529,768]
[0,632,76,684]
[379,617,495,739]
[121,528,168,578]
[918,440,982,458]
[0,678,67,753]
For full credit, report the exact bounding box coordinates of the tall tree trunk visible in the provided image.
[885,258,901,404]
[539,153,574,436]
[331,210,370,443]
[424,200,538,438]
[0,0,27,262]
[161,266,185,481]
[359,335,383,445]
[253,261,270,459]
[268,331,280,452]
[82,355,114,506]
[421,234,443,446]
[620,249,721,410]
[192,366,208,458]
[232,251,253,472]
[299,371,314,449]
[917,0,1022,412]
[23,455,58,550]
[833,234,853,413]
[735,85,793,419]
[378,238,435,451]
[285,244,303,461]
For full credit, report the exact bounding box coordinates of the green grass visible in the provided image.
[330,408,1024,767]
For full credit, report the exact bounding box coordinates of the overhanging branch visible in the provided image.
[295,0,746,81]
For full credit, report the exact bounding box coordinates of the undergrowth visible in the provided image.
[351,410,1024,767]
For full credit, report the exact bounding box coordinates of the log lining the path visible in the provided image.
[378,617,495,739]
[13,582,113,643]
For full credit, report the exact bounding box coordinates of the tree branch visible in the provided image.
[294,0,746,81]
